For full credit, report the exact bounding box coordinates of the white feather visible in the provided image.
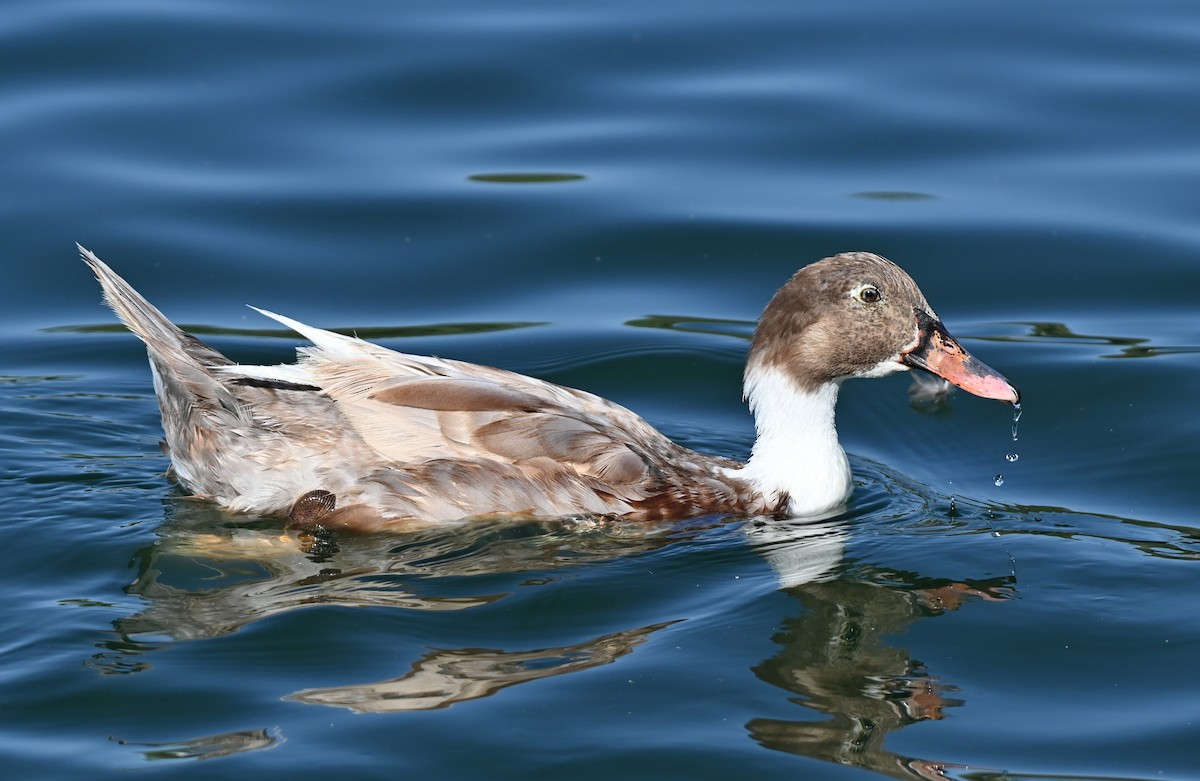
[214,363,317,386]
[248,305,369,361]
[727,366,853,517]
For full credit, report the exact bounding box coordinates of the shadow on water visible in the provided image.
[47,320,548,340]
[624,313,755,340]
[53,317,1200,362]
[467,172,586,184]
[86,463,1199,777]
[985,321,1200,359]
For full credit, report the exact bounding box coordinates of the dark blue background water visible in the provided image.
[4,1,1199,779]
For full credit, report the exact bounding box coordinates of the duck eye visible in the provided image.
[854,284,882,304]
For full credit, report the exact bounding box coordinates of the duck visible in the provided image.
[80,245,1018,531]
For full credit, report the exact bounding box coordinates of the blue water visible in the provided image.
[4,1,1200,778]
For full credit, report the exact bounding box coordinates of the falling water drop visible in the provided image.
[993,403,1022,488]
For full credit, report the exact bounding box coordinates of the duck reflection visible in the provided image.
[111,727,282,761]
[91,499,681,668]
[95,495,1013,779]
[747,518,1014,780]
[289,620,679,712]
[288,519,841,714]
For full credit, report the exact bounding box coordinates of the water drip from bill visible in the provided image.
[994,403,1022,488]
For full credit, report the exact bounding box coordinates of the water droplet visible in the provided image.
[993,474,1005,487]
[1011,404,1023,442]
[1006,453,1019,462]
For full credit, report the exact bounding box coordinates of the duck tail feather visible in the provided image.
[248,305,368,361]
[79,243,238,406]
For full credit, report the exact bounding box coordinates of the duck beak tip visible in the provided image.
[903,313,1019,405]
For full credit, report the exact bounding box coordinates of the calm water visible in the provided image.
[4,1,1200,779]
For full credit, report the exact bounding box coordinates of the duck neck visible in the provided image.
[739,365,852,517]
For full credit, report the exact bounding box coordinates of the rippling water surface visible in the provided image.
[4,1,1200,779]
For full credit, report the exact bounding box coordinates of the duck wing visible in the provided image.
[218,309,678,500]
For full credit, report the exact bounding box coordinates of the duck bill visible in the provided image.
[901,310,1020,404]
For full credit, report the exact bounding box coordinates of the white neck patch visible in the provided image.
[731,365,853,517]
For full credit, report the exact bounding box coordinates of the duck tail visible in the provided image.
[79,245,248,482]
[79,241,234,368]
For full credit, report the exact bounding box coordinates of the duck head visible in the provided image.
[748,251,1019,403]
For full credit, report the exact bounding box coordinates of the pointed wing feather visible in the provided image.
[220,308,674,496]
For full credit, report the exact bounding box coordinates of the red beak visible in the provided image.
[901,309,1020,404]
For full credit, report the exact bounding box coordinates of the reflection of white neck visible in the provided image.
[735,365,852,517]
[743,516,848,588]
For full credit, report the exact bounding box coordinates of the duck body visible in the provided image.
[81,246,1018,531]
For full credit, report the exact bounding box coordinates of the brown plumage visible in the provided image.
[81,245,1018,531]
